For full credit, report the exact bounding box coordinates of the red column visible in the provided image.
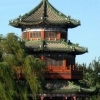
[27,32,30,40]
[57,32,61,39]
[41,29,45,39]
[73,96,76,100]
[41,95,44,100]
[41,55,44,61]
[63,57,66,70]
[65,95,67,99]
[28,32,30,40]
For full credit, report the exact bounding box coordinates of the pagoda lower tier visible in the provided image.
[28,80,96,100]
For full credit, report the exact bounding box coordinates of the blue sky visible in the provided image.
[0,0,100,65]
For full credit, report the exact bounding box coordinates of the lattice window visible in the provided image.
[45,31,57,38]
[30,32,41,38]
[45,57,63,66]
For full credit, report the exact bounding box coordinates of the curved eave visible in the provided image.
[45,88,96,93]
[9,19,80,28]
[9,20,43,28]
[45,19,80,28]
[74,47,88,55]
[25,40,88,55]
[80,88,96,93]
[9,21,18,28]
[43,47,88,55]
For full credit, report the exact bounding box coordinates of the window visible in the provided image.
[45,57,63,66]
[30,32,41,38]
[45,32,57,38]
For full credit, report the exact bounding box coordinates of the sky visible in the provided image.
[0,0,100,65]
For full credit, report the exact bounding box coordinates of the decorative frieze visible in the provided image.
[23,27,67,33]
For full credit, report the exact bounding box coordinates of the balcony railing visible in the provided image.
[13,65,83,80]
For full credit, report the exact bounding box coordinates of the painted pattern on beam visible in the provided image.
[23,28,67,32]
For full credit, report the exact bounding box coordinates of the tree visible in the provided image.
[0,33,46,99]
[24,56,45,99]
[82,58,100,100]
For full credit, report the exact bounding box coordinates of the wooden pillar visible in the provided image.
[66,30,68,41]
[57,32,61,39]
[73,96,77,100]
[26,31,29,40]
[41,55,44,61]
[41,95,44,100]
[28,32,30,40]
[41,29,45,39]
[65,95,68,99]
[63,57,66,70]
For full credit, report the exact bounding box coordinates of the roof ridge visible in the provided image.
[47,1,67,18]
[22,1,43,18]
[43,0,47,19]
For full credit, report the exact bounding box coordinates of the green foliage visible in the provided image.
[1,33,25,66]
[82,57,100,100]
[0,33,45,99]
[0,62,15,100]
[23,55,45,99]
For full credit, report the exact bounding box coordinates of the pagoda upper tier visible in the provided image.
[9,0,80,28]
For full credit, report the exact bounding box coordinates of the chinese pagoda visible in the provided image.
[9,0,95,100]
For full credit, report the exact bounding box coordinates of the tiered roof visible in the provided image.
[25,40,88,55]
[9,0,80,28]
[44,80,96,93]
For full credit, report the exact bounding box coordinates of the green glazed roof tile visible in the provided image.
[25,40,88,55]
[43,80,95,93]
[9,0,80,28]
